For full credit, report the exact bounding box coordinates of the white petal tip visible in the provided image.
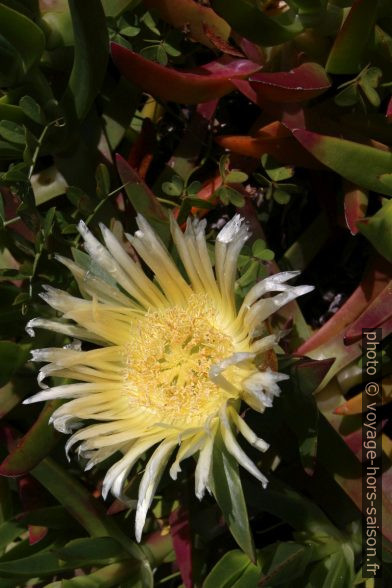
[77,219,88,235]
[195,489,204,501]
[296,285,315,296]
[217,215,248,244]
[25,320,36,337]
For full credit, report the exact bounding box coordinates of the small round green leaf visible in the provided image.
[19,96,45,124]
[273,190,291,205]
[226,170,249,184]
[0,120,25,144]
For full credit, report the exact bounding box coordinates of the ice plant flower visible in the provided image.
[25,214,313,541]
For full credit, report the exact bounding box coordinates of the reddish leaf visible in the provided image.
[387,97,392,119]
[169,507,193,588]
[215,132,322,169]
[296,256,392,355]
[143,0,230,48]
[202,24,244,57]
[111,43,260,104]
[231,78,263,107]
[303,315,392,392]
[249,63,331,103]
[0,424,19,453]
[344,281,392,344]
[127,118,156,180]
[2,187,35,242]
[197,99,219,122]
[233,35,265,65]
[343,182,368,235]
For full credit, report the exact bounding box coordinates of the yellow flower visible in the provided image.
[25,214,312,541]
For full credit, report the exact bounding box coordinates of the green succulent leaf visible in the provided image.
[293,129,392,195]
[326,0,378,73]
[357,199,392,262]
[211,429,256,561]
[0,3,45,85]
[0,120,25,145]
[0,341,31,387]
[19,96,45,125]
[204,550,258,588]
[61,0,109,122]
[211,0,303,46]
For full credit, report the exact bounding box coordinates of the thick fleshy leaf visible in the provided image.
[127,118,156,180]
[357,200,392,262]
[344,281,392,343]
[249,63,330,103]
[215,131,322,169]
[343,182,368,235]
[101,0,136,17]
[296,256,391,355]
[0,400,62,476]
[304,314,392,391]
[143,0,230,48]
[307,550,354,588]
[326,0,378,74]
[0,3,45,86]
[211,0,303,46]
[0,104,27,125]
[204,550,256,588]
[279,358,334,475]
[293,129,392,194]
[0,341,30,388]
[111,43,260,104]
[211,429,255,561]
[61,0,109,121]
[32,458,146,562]
[50,561,137,586]
[116,154,170,243]
[317,414,392,544]
[243,476,338,538]
[259,542,313,587]
[0,537,127,577]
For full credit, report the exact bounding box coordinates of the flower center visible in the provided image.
[123,295,235,426]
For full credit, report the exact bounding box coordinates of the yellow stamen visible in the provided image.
[123,294,236,426]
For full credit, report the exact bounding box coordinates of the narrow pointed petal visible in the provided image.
[135,437,177,541]
[195,425,217,499]
[220,404,268,488]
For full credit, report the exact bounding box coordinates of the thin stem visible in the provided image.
[28,118,65,179]
[3,215,21,227]
[72,181,132,246]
